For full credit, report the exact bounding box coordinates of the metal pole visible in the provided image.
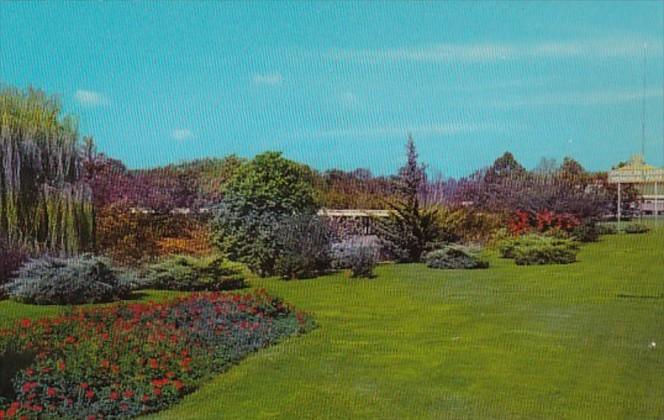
[617,182,622,231]
[641,43,647,158]
[656,182,659,223]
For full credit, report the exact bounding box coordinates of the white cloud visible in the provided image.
[74,89,108,106]
[171,128,194,140]
[252,72,283,86]
[327,38,658,63]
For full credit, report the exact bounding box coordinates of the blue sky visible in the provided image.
[1,1,663,177]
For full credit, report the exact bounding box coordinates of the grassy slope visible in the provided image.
[2,227,663,419]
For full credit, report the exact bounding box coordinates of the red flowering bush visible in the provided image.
[508,210,580,236]
[507,210,532,236]
[0,291,312,418]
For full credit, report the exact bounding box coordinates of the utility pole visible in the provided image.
[641,43,647,159]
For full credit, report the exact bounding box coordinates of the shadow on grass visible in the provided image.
[0,349,35,401]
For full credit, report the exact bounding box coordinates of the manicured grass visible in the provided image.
[154,228,664,419]
[2,227,664,418]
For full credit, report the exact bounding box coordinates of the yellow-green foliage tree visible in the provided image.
[0,87,93,254]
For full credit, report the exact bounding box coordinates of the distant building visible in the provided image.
[608,155,664,217]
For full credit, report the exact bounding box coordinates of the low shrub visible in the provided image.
[0,290,312,418]
[623,223,650,234]
[332,243,376,278]
[424,245,489,269]
[487,227,512,249]
[499,235,579,265]
[142,255,246,291]
[572,220,601,243]
[513,243,577,265]
[597,224,617,235]
[273,215,332,280]
[3,254,131,305]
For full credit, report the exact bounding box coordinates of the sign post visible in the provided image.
[617,183,621,231]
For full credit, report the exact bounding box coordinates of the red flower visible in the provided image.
[7,402,19,416]
[110,391,119,401]
[153,387,162,396]
[85,389,95,399]
[80,382,89,390]
[56,360,66,371]
[142,394,150,402]
[64,335,76,344]
[122,389,134,399]
[100,359,110,368]
[148,358,159,369]
[21,381,37,393]
[173,380,185,391]
[20,319,31,328]
[47,387,57,397]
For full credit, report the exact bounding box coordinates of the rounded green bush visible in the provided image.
[332,244,377,278]
[143,255,246,291]
[3,254,131,305]
[500,235,579,265]
[424,245,489,270]
[623,223,650,234]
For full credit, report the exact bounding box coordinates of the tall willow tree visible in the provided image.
[0,87,94,254]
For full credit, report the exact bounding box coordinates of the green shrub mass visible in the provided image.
[623,223,650,234]
[143,255,246,291]
[597,224,617,235]
[273,215,332,280]
[424,245,489,269]
[500,235,579,265]
[3,254,131,305]
[571,220,601,243]
[213,152,319,277]
[332,244,377,278]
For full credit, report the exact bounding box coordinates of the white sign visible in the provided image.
[608,169,664,183]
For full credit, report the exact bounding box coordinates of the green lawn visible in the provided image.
[3,228,664,419]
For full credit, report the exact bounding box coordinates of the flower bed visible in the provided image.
[0,290,313,419]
